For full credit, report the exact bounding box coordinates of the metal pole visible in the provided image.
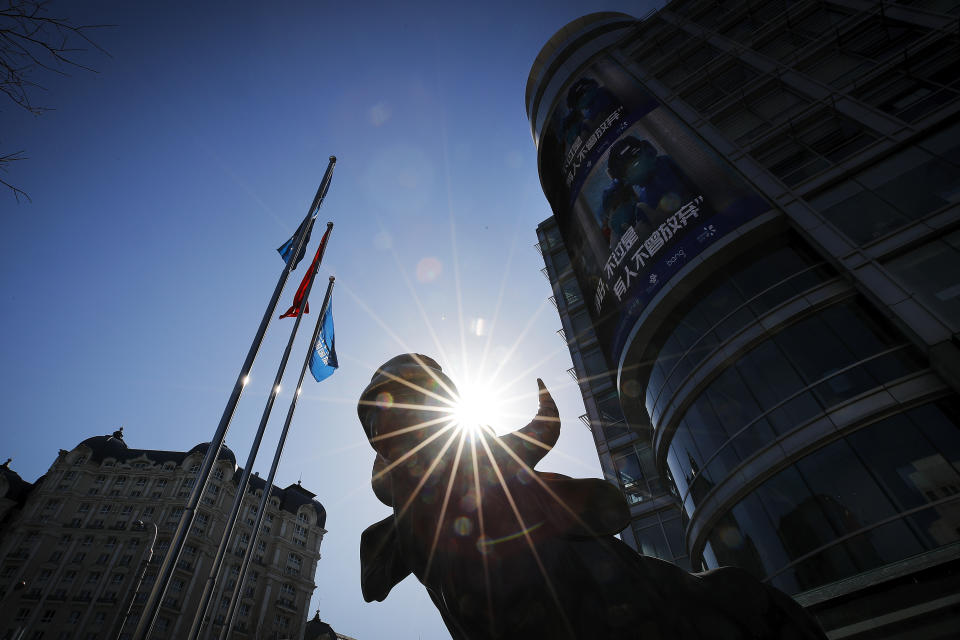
[187,226,334,640]
[221,277,335,640]
[115,521,158,640]
[131,157,336,640]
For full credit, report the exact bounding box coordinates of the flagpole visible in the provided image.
[186,225,333,640]
[131,156,336,640]
[222,277,336,640]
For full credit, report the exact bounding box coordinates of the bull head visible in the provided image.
[356,354,630,604]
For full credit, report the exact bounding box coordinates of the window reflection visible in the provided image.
[699,397,960,594]
[646,242,832,425]
[670,297,923,514]
[613,443,663,504]
[807,127,960,245]
[631,509,690,569]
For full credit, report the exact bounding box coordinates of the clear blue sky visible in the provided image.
[0,1,660,637]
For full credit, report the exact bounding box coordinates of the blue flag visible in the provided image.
[310,298,338,382]
[277,216,315,269]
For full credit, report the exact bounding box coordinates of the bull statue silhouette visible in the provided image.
[358,354,826,640]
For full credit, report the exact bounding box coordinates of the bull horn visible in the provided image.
[500,378,561,469]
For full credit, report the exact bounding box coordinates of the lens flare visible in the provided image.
[451,381,501,433]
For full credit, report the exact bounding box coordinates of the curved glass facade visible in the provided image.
[700,397,960,594]
[645,242,835,426]
[531,3,960,634]
[665,297,926,515]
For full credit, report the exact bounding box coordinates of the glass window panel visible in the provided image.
[667,450,689,497]
[705,367,763,438]
[543,226,562,251]
[910,398,960,474]
[698,281,745,325]
[614,450,646,504]
[841,16,909,59]
[774,312,858,384]
[796,4,850,36]
[810,364,878,407]
[769,568,801,595]
[700,540,719,571]
[685,395,731,466]
[906,501,960,549]
[551,249,571,275]
[558,279,582,308]
[634,523,672,559]
[756,27,810,60]
[736,341,804,412]
[662,516,687,559]
[730,418,775,461]
[732,246,802,297]
[603,422,631,441]
[790,542,859,591]
[716,60,759,92]
[796,439,899,535]
[668,350,697,394]
[682,81,726,113]
[767,391,822,435]
[860,349,924,385]
[800,50,873,88]
[706,512,768,579]
[819,303,900,360]
[581,349,610,378]
[848,413,950,511]
[688,474,715,507]
[754,85,807,123]
[702,444,742,487]
[671,422,699,485]
[885,230,960,332]
[757,466,832,558]
[669,318,701,352]
[713,306,755,341]
[730,494,789,578]
[919,120,960,163]
[636,445,657,479]
[874,157,960,219]
[645,363,663,418]
[596,392,624,424]
[820,189,910,244]
[714,107,770,146]
[569,310,594,340]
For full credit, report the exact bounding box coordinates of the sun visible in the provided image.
[451,381,502,433]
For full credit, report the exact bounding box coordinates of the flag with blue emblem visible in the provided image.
[277,215,315,269]
[310,297,338,382]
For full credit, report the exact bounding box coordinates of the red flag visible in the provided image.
[279,225,330,319]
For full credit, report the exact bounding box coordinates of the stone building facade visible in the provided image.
[0,429,327,640]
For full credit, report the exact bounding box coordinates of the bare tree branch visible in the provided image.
[1,0,110,201]
[0,149,30,202]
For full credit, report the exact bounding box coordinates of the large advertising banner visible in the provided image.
[539,56,771,368]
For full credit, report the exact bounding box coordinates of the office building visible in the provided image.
[0,429,327,640]
[536,216,690,570]
[528,2,960,637]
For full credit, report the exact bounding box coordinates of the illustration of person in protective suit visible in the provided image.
[560,77,618,150]
[601,136,696,247]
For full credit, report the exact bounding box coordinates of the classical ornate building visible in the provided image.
[0,429,327,640]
